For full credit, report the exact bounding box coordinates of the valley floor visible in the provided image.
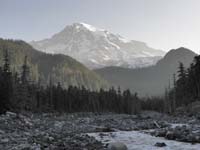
[0,111,200,150]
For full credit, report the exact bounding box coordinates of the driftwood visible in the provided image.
[153,121,161,128]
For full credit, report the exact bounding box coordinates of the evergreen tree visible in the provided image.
[176,62,187,106]
[17,56,33,111]
[21,56,30,84]
[0,48,13,113]
[172,74,176,113]
[3,48,10,73]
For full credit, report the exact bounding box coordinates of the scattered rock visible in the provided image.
[151,124,200,143]
[1,138,9,143]
[96,127,115,132]
[108,142,128,150]
[0,129,5,134]
[6,111,17,118]
[0,111,199,149]
[155,142,166,147]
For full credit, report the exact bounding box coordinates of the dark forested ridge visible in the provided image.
[0,38,108,90]
[165,55,200,113]
[0,47,141,114]
[95,47,197,96]
[0,38,199,116]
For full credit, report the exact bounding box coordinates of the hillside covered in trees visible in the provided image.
[0,39,108,90]
[165,55,200,113]
[1,40,200,115]
[0,47,141,114]
[1,39,200,116]
[95,47,197,96]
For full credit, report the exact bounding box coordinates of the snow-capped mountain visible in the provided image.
[30,23,165,69]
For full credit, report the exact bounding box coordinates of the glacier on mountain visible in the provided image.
[30,23,165,69]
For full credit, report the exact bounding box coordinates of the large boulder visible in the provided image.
[155,142,167,147]
[165,131,175,140]
[107,142,127,150]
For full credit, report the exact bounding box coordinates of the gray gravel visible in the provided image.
[0,111,199,149]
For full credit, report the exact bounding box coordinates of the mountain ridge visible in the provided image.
[0,38,108,90]
[95,47,197,96]
[30,22,165,69]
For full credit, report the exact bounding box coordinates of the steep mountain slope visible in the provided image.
[95,47,197,96]
[30,23,165,69]
[0,38,108,90]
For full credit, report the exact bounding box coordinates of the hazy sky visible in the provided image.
[0,0,200,53]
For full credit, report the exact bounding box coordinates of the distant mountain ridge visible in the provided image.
[30,23,165,69]
[0,38,108,90]
[95,47,197,96]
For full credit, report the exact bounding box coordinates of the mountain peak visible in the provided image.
[166,47,197,56]
[157,47,197,68]
[30,23,165,69]
[72,22,104,32]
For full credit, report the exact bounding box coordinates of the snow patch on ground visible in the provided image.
[117,35,131,43]
[90,58,100,64]
[103,55,111,60]
[80,23,99,32]
[142,51,155,57]
[106,40,120,49]
[88,131,200,150]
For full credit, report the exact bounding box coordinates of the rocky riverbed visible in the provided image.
[0,111,200,149]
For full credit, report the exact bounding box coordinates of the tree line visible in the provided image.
[164,55,200,114]
[2,47,198,115]
[0,48,141,114]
